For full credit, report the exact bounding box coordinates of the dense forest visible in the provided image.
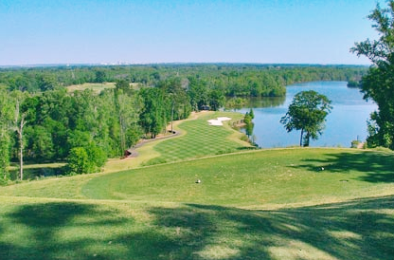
[0,64,367,182]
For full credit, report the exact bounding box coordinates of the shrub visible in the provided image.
[67,147,90,174]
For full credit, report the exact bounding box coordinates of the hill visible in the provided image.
[1,111,394,259]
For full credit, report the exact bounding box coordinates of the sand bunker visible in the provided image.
[207,117,231,126]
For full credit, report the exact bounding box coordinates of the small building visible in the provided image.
[124,149,132,158]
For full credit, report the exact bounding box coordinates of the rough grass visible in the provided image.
[66,82,117,93]
[66,82,140,94]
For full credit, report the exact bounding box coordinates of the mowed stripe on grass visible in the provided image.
[144,112,252,165]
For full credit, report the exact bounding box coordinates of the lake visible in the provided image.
[237,81,377,148]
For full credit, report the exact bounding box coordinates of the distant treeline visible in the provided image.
[0,64,367,97]
[0,64,368,180]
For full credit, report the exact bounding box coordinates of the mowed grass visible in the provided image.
[2,148,394,207]
[0,195,394,260]
[82,148,394,207]
[1,117,394,259]
[144,111,252,165]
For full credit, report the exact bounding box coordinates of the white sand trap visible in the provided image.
[207,117,232,126]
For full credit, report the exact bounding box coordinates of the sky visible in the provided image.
[0,0,385,66]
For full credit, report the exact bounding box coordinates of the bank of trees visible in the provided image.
[0,84,142,179]
[0,64,366,97]
[351,1,394,150]
[0,64,368,180]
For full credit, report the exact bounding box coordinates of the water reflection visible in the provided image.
[245,96,286,108]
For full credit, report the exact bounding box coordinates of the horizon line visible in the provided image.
[0,62,371,69]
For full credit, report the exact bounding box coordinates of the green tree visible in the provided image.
[95,70,107,83]
[114,84,141,153]
[209,89,225,111]
[86,144,107,172]
[139,87,166,138]
[187,77,208,111]
[243,112,254,139]
[11,91,36,180]
[27,126,54,162]
[249,108,255,119]
[67,147,90,175]
[0,89,13,181]
[280,90,332,147]
[351,1,394,149]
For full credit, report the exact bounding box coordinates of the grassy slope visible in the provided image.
[1,111,394,259]
[2,148,393,208]
[82,148,394,207]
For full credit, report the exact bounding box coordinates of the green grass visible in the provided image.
[144,111,252,165]
[66,82,140,94]
[66,82,116,93]
[83,148,394,207]
[1,113,394,259]
[2,148,394,207]
[0,195,393,260]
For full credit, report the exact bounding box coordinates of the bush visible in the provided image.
[0,177,8,186]
[372,146,393,153]
[67,147,90,174]
[66,144,108,175]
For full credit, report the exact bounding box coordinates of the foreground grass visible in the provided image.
[1,148,394,208]
[84,148,394,207]
[1,123,394,259]
[0,195,393,260]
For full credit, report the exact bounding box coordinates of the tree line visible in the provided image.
[0,64,366,96]
[351,1,394,150]
[0,64,368,183]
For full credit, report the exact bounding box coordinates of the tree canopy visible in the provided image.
[280,90,332,147]
[0,64,365,180]
[351,1,394,149]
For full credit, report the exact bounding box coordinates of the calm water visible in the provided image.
[238,81,377,148]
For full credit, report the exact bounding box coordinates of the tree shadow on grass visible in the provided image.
[0,202,133,260]
[1,197,394,260]
[290,151,394,183]
[147,196,394,260]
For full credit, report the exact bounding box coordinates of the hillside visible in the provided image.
[1,112,394,259]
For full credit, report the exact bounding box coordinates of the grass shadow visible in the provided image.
[290,151,394,183]
[8,166,66,181]
[147,197,394,259]
[1,202,132,260]
[1,196,394,259]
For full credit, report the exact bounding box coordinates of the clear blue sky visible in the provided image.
[0,0,384,66]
